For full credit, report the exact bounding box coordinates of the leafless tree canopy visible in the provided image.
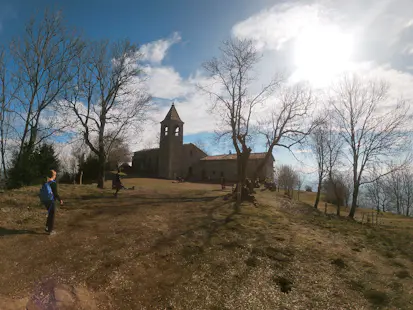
[323,172,351,210]
[277,164,299,197]
[103,133,131,170]
[330,74,412,218]
[364,168,413,216]
[256,84,316,175]
[10,10,81,159]
[309,109,344,210]
[64,39,151,188]
[310,125,328,209]
[200,38,278,207]
[0,47,14,179]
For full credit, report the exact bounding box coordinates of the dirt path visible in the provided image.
[1,182,413,309]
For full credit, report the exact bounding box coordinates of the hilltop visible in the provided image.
[0,179,413,309]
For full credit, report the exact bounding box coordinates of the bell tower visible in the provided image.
[158,103,184,179]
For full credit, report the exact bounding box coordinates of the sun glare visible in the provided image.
[292,25,354,87]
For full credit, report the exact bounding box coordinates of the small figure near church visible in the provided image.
[221,176,226,190]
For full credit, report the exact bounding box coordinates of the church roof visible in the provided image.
[133,148,159,154]
[200,152,272,161]
[162,103,183,123]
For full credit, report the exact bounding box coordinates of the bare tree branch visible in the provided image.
[330,74,412,218]
[199,38,277,208]
[62,39,151,188]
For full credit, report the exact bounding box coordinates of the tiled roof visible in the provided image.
[162,103,183,123]
[134,148,159,153]
[200,152,268,161]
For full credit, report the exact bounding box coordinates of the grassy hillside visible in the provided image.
[292,189,413,229]
[1,179,413,309]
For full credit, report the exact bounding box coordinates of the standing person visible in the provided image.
[39,170,63,235]
[113,170,124,198]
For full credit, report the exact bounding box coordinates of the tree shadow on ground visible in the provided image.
[150,200,239,252]
[0,227,43,236]
[136,195,224,203]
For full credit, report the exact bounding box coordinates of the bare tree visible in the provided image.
[10,10,81,163]
[330,75,411,218]
[277,164,298,198]
[383,168,413,216]
[309,110,343,210]
[142,132,160,150]
[323,172,350,215]
[193,138,208,155]
[365,169,389,212]
[388,170,404,215]
[0,47,15,179]
[256,84,316,179]
[310,125,328,209]
[325,113,345,216]
[402,170,413,216]
[200,39,277,208]
[104,133,131,170]
[296,172,304,200]
[64,39,151,188]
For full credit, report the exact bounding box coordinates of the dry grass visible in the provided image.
[291,189,413,230]
[0,179,413,309]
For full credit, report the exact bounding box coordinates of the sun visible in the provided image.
[292,24,354,87]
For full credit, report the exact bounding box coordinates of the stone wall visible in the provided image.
[191,157,273,182]
[132,149,159,177]
[180,144,208,179]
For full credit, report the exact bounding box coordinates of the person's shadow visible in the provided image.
[0,227,42,236]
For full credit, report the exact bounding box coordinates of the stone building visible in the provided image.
[132,103,274,181]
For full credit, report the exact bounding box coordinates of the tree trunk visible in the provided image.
[0,116,7,180]
[235,150,250,210]
[314,177,322,209]
[348,183,359,218]
[0,147,6,180]
[336,204,340,216]
[79,170,83,185]
[253,144,274,180]
[97,153,106,189]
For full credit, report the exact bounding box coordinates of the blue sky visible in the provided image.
[0,0,276,77]
[2,0,413,186]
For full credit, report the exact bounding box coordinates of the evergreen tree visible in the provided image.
[7,143,60,189]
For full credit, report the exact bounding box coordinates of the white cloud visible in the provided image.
[144,66,190,99]
[55,2,413,163]
[140,32,181,64]
[233,3,324,51]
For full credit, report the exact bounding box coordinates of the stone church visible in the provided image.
[132,103,274,181]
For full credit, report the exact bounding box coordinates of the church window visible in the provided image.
[174,126,180,136]
[164,126,168,136]
[190,150,193,157]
